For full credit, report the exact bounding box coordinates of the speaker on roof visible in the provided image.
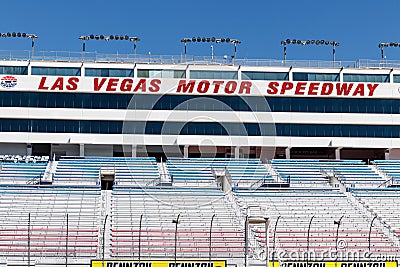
[211,37,216,42]
[90,34,94,39]
[124,35,129,40]
[221,38,225,42]
[17,32,22,37]
[197,37,201,42]
[22,33,27,37]
[226,38,230,42]
[7,32,11,37]
[11,32,16,37]
[201,37,206,42]
[296,40,301,44]
[206,38,211,42]
[192,37,196,42]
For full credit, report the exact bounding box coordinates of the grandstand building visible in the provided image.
[1,55,400,161]
[1,52,400,267]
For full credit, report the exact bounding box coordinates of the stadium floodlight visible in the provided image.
[378,42,400,61]
[209,214,216,262]
[306,215,316,265]
[0,32,38,58]
[281,39,340,63]
[180,37,241,63]
[272,216,281,264]
[172,214,181,265]
[368,215,378,253]
[79,34,140,57]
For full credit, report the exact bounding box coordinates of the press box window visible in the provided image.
[85,68,134,77]
[241,71,289,81]
[292,72,339,81]
[0,66,28,75]
[343,74,389,83]
[137,69,186,78]
[190,70,238,79]
[31,67,81,76]
[393,75,400,83]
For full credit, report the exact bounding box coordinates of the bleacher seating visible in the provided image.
[271,159,385,186]
[372,160,400,184]
[167,158,274,187]
[0,162,47,184]
[0,185,100,259]
[0,156,397,265]
[110,187,245,261]
[54,157,160,186]
[235,188,400,260]
[352,188,400,234]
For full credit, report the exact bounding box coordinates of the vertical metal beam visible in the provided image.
[139,214,143,261]
[173,214,181,264]
[209,214,216,262]
[272,216,281,264]
[306,215,315,264]
[66,214,69,267]
[369,215,378,253]
[102,214,108,267]
[28,213,31,267]
[244,215,248,267]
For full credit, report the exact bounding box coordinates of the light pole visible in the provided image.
[0,32,38,59]
[368,215,378,253]
[181,38,192,61]
[180,37,240,63]
[272,216,281,264]
[211,45,214,62]
[79,34,140,59]
[281,39,340,63]
[231,39,241,65]
[27,34,38,58]
[102,214,108,267]
[172,214,181,264]
[78,36,89,60]
[139,214,143,261]
[209,214,215,262]
[307,215,316,264]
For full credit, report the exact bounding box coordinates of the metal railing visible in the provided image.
[3,49,400,69]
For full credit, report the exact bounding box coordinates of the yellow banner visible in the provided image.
[91,260,226,267]
[271,262,397,267]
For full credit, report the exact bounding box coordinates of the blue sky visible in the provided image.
[1,0,400,61]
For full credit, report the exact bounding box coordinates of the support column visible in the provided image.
[131,145,137,158]
[234,146,240,159]
[79,144,85,157]
[385,148,391,160]
[285,147,291,159]
[335,147,342,160]
[26,144,32,156]
[184,145,189,158]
